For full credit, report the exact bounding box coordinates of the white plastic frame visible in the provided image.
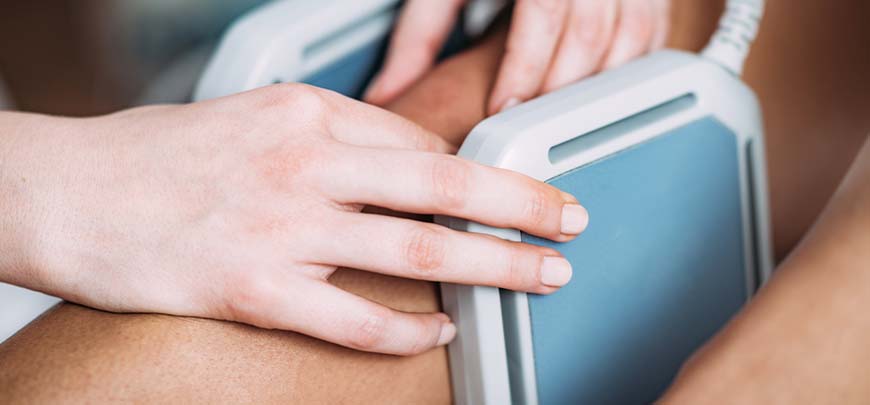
[439,49,774,405]
[194,0,401,101]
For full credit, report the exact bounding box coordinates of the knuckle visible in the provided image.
[346,307,392,351]
[403,318,440,356]
[501,244,543,291]
[502,245,531,289]
[265,83,329,117]
[404,225,448,277]
[223,272,275,325]
[429,157,470,211]
[523,186,552,229]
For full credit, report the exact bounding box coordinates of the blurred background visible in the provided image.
[0,0,272,115]
[1,0,869,343]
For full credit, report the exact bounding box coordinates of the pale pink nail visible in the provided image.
[540,256,573,287]
[561,204,589,235]
[437,322,457,346]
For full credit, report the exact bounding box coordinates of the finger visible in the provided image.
[309,85,455,154]
[541,0,618,93]
[309,212,571,293]
[265,279,456,355]
[649,0,671,50]
[363,0,467,106]
[487,0,570,115]
[602,0,657,70]
[321,146,589,241]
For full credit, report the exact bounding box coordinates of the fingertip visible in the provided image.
[541,78,567,95]
[540,256,573,288]
[429,134,459,155]
[561,203,589,236]
[541,64,593,94]
[362,73,386,105]
[437,322,457,346]
[486,98,501,117]
[363,68,409,106]
[500,97,522,113]
[488,95,521,116]
[363,58,433,106]
[535,285,562,296]
[433,312,451,323]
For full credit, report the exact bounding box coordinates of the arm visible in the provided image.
[0,26,509,404]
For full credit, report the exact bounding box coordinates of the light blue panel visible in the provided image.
[522,118,747,404]
[301,36,389,99]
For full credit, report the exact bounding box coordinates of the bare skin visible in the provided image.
[2,1,870,403]
[0,23,510,405]
[661,136,870,404]
[0,273,451,404]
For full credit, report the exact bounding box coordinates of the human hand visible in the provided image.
[365,0,670,115]
[0,84,588,355]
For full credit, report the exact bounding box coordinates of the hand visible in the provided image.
[365,0,670,115]
[0,84,588,355]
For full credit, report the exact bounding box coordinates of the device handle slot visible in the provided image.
[548,93,698,165]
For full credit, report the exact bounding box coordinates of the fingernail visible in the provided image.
[561,204,589,235]
[540,256,573,287]
[498,97,521,113]
[437,322,457,346]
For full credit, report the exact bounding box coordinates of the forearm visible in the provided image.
[662,136,870,403]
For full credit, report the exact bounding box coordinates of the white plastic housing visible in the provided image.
[439,49,773,404]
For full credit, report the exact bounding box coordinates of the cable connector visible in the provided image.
[701,0,765,76]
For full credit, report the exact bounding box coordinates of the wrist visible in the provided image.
[0,112,78,293]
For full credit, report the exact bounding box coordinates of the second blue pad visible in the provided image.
[522,118,748,404]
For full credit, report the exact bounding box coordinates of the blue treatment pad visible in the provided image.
[523,118,746,403]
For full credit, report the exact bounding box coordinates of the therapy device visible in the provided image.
[196,0,772,403]
[441,1,772,403]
